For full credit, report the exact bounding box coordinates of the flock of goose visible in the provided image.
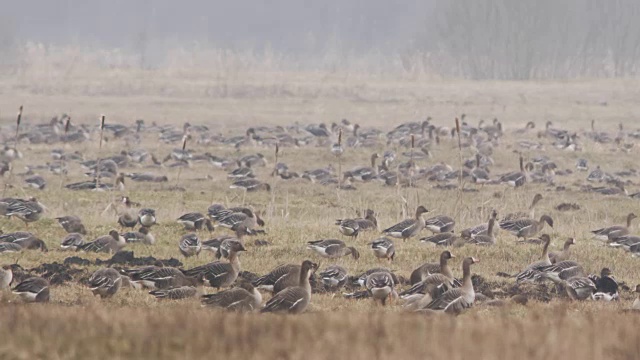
[1,111,640,315]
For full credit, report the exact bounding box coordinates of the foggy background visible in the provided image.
[1,0,640,79]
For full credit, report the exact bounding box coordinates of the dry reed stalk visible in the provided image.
[453,117,464,219]
[94,115,105,189]
[175,135,188,189]
[58,117,71,190]
[337,128,343,199]
[2,105,22,197]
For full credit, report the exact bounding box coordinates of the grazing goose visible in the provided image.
[467,210,497,246]
[502,194,543,222]
[369,237,395,261]
[88,268,123,299]
[4,197,45,228]
[344,153,379,182]
[560,276,597,301]
[318,265,349,290]
[60,233,85,250]
[0,243,23,253]
[365,271,397,306]
[549,238,575,264]
[499,215,554,239]
[402,254,458,310]
[632,285,640,310]
[138,208,157,227]
[498,156,529,187]
[382,205,429,241]
[590,268,620,301]
[55,215,87,234]
[177,212,214,232]
[216,208,264,232]
[0,265,13,289]
[179,233,202,258]
[536,261,585,283]
[410,250,457,285]
[12,277,50,303]
[0,231,48,251]
[78,230,126,253]
[202,280,262,311]
[124,266,203,290]
[230,178,271,192]
[252,263,300,292]
[420,232,462,247]
[307,239,360,260]
[423,257,479,314]
[335,209,378,239]
[424,214,455,234]
[121,227,155,245]
[268,261,319,294]
[591,213,637,241]
[608,235,640,251]
[183,241,246,290]
[514,234,553,283]
[149,286,201,300]
[261,260,315,314]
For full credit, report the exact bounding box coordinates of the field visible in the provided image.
[1,66,640,359]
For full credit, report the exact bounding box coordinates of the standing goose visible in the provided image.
[498,156,529,187]
[365,271,397,306]
[12,276,50,303]
[514,234,553,283]
[591,213,637,241]
[261,260,316,314]
[499,215,554,239]
[467,210,497,246]
[502,194,543,222]
[179,233,202,258]
[88,268,123,299]
[0,265,13,289]
[55,215,87,234]
[369,237,395,261]
[4,197,45,228]
[202,280,262,311]
[424,214,455,234]
[252,263,300,292]
[423,257,479,314]
[402,253,458,310]
[335,209,377,239]
[470,153,490,184]
[382,205,429,241]
[78,230,126,253]
[410,250,457,285]
[271,261,318,294]
[549,238,575,264]
[183,241,246,290]
[177,212,214,232]
[61,233,85,250]
[307,239,360,260]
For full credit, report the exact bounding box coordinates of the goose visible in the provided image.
[587,166,605,182]
[470,153,490,184]
[0,243,23,253]
[177,212,214,232]
[138,208,157,227]
[632,285,640,310]
[61,233,85,250]
[55,215,87,234]
[12,276,50,303]
[182,241,246,290]
[121,227,155,245]
[409,250,457,285]
[608,235,640,251]
[591,213,637,241]
[365,271,397,306]
[382,205,429,241]
[402,254,458,310]
[230,178,271,192]
[261,260,315,314]
[335,209,377,239]
[307,239,360,260]
[252,263,300,292]
[0,265,13,289]
[498,156,529,187]
[118,211,138,230]
[179,233,202,258]
[88,268,123,299]
[0,231,48,251]
[549,238,575,264]
[201,280,262,311]
[536,261,585,283]
[420,232,462,246]
[77,230,126,253]
[216,208,264,232]
[344,153,379,182]
[149,286,202,300]
[369,237,395,261]
[467,210,497,246]
[514,234,553,283]
[124,266,203,290]
[499,215,554,239]
[576,159,588,171]
[559,276,597,301]
[424,214,455,234]
[422,257,478,314]
[264,261,318,295]
[590,268,619,301]
[318,265,348,290]
[3,197,45,228]
[502,194,543,222]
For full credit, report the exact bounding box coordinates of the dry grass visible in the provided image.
[1,65,640,359]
